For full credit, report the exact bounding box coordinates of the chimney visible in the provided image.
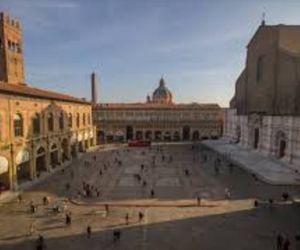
[91,72,98,104]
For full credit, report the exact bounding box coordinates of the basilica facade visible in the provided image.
[0,13,95,191]
[224,21,300,171]
[93,78,223,143]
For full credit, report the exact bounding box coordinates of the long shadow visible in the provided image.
[0,202,299,250]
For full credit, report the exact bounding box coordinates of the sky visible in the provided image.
[1,0,300,107]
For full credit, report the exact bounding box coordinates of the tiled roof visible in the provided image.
[0,82,89,104]
[94,102,220,110]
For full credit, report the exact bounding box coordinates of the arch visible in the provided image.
[174,131,180,141]
[32,113,40,135]
[136,130,143,140]
[275,131,287,158]
[15,149,30,183]
[126,126,133,140]
[192,130,200,140]
[182,126,190,140]
[145,130,152,140]
[14,113,23,137]
[50,143,58,151]
[254,128,259,149]
[50,143,59,168]
[36,146,46,176]
[47,112,54,132]
[155,131,162,141]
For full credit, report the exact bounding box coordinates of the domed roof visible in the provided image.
[152,77,173,104]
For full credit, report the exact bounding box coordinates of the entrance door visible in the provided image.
[17,161,30,183]
[254,128,259,149]
[36,155,46,177]
[182,126,190,140]
[279,140,286,158]
[126,126,133,140]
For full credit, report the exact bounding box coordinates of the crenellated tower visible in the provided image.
[0,12,25,85]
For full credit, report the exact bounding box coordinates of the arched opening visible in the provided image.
[164,131,171,141]
[126,126,133,140]
[50,144,59,168]
[182,126,190,140]
[192,130,200,140]
[59,112,64,130]
[68,113,72,128]
[174,131,180,141]
[136,130,143,140]
[14,113,23,137]
[76,113,80,128]
[36,147,46,177]
[254,128,259,149]
[61,139,69,162]
[155,131,162,141]
[275,131,287,159]
[71,143,77,158]
[97,130,104,144]
[16,149,30,184]
[145,131,152,140]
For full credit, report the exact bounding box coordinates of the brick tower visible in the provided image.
[0,12,25,85]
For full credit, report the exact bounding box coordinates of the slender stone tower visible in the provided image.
[91,72,98,104]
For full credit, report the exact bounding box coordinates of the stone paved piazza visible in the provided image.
[0,143,299,250]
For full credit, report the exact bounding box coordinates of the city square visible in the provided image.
[0,143,299,250]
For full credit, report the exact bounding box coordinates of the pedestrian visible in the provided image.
[42,196,49,205]
[143,180,147,187]
[185,169,189,176]
[87,225,91,239]
[276,233,283,250]
[17,193,23,203]
[150,189,155,198]
[282,192,289,201]
[36,235,45,250]
[99,169,102,176]
[125,213,129,225]
[225,188,231,199]
[30,202,36,214]
[254,199,259,207]
[139,212,144,222]
[283,238,290,250]
[105,204,109,216]
[113,229,121,242]
[28,222,35,236]
[65,213,71,226]
[141,164,144,171]
[197,196,201,207]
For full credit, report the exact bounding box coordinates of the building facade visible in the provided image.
[0,13,95,191]
[93,78,223,143]
[224,21,300,171]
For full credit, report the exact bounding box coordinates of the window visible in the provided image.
[48,113,54,132]
[82,113,86,126]
[59,112,64,130]
[88,113,91,125]
[256,55,265,82]
[68,113,72,128]
[14,113,23,137]
[76,113,80,128]
[32,113,40,135]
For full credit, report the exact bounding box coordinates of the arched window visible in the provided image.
[76,113,80,128]
[59,112,64,130]
[83,113,86,126]
[88,113,91,125]
[256,55,265,82]
[68,113,72,128]
[14,113,23,137]
[32,113,40,135]
[47,113,54,132]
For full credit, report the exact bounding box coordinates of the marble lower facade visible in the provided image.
[223,108,300,171]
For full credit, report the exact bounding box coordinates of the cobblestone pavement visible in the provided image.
[0,143,299,250]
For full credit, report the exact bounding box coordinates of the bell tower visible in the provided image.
[0,12,25,85]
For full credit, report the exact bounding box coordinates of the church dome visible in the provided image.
[152,77,173,104]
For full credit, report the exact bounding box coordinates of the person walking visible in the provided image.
[197,196,201,207]
[65,213,71,226]
[87,225,91,239]
[150,189,155,198]
[139,212,144,222]
[125,213,129,225]
[276,233,283,250]
[283,238,290,250]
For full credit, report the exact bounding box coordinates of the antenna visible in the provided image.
[261,12,266,26]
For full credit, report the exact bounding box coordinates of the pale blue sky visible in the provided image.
[1,0,300,106]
